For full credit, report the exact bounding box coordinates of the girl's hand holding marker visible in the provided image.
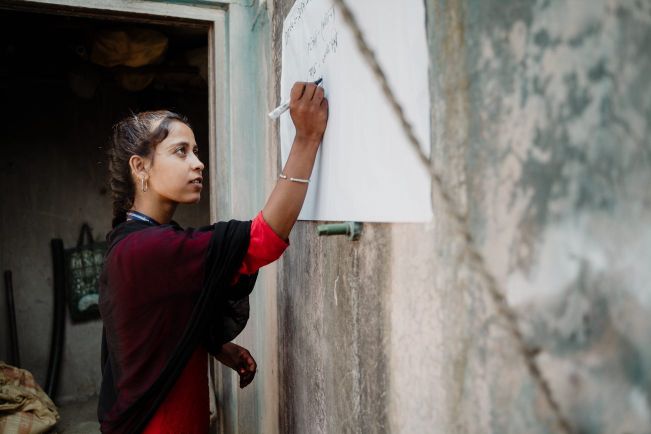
[268,78,324,119]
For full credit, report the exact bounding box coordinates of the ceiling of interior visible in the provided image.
[0,9,209,95]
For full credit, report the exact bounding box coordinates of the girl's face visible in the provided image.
[146,120,205,204]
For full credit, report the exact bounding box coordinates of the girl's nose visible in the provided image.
[192,155,205,171]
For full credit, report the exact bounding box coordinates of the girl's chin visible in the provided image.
[177,194,201,204]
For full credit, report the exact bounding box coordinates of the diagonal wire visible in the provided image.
[331,1,574,433]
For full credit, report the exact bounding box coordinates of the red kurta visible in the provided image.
[141,211,288,434]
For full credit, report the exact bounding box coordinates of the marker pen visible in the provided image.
[268,78,323,120]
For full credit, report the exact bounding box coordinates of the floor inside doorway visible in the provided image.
[53,396,100,433]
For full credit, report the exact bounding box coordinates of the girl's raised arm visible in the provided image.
[261,81,329,241]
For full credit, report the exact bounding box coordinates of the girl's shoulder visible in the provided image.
[107,221,214,260]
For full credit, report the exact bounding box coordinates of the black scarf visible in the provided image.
[98,219,257,433]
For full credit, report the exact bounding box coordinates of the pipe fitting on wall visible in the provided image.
[316,222,363,241]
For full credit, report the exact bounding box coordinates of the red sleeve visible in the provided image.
[231,211,289,284]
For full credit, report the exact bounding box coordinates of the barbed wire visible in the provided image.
[331,1,573,433]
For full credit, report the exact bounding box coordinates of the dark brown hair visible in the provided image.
[107,110,190,228]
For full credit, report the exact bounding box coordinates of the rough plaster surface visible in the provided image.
[273,6,391,433]
[278,222,391,434]
[272,0,651,433]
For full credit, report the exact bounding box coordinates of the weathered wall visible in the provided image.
[271,1,392,432]
[270,1,651,433]
[0,68,210,403]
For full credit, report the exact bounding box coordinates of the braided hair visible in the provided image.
[107,110,190,228]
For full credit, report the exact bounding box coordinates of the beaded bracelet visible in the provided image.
[279,173,310,184]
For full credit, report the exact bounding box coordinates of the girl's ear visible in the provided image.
[129,155,150,180]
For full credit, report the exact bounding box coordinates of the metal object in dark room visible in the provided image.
[46,239,66,402]
[4,270,21,367]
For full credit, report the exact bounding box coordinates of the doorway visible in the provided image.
[0,4,217,431]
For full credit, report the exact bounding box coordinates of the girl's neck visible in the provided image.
[130,197,177,225]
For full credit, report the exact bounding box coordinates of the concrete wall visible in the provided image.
[268,1,651,433]
[0,65,210,403]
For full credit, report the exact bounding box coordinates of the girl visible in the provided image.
[98,81,328,433]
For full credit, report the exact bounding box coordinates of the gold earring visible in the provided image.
[141,177,148,192]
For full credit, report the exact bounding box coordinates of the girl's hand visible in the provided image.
[289,81,329,146]
[215,342,257,388]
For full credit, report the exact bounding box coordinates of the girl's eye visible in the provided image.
[176,147,186,155]
[193,148,199,155]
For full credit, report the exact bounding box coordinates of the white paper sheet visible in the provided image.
[280,0,432,222]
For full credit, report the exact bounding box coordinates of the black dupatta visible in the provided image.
[98,218,257,433]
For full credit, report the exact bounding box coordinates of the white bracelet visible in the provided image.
[279,173,310,184]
